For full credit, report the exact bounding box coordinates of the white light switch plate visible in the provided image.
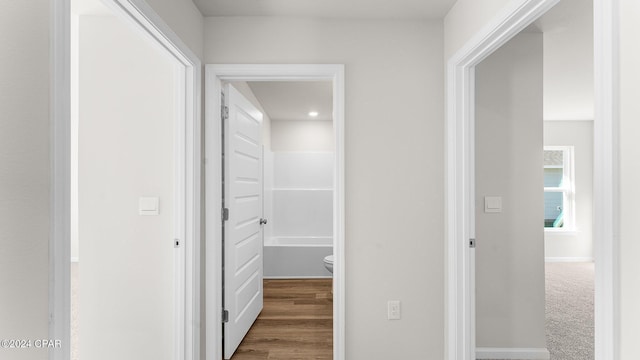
[139,197,159,216]
[484,196,502,213]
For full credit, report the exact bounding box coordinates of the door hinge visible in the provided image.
[222,106,229,120]
[469,238,476,248]
[222,208,229,221]
[222,309,229,323]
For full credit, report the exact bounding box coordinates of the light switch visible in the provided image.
[484,196,502,213]
[139,197,159,216]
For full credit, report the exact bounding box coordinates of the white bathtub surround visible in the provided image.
[272,152,334,188]
[266,237,333,246]
[272,190,333,237]
[264,237,333,278]
[264,151,334,277]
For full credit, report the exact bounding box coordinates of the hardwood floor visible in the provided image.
[230,279,333,360]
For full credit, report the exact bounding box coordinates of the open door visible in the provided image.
[223,84,265,359]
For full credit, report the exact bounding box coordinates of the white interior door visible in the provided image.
[223,84,264,359]
[78,15,179,360]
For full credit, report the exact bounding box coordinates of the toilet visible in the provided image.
[323,255,334,274]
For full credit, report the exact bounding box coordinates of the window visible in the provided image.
[544,146,575,230]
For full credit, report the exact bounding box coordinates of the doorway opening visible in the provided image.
[205,65,345,360]
[445,0,617,359]
[222,80,334,359]
[535,2,597,356]
[472,0,596,358]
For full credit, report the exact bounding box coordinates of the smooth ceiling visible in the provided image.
[193,0,457,19]
[248,81,333,122]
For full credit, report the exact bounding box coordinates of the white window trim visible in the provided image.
[544,145,575,231]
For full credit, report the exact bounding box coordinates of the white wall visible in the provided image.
[145,0,204,59]
[271,120,333,152]
[444,0,511,59]
[541,0,594,120]
[0,2,50,358]
[544,121,593,261]
[205,17,445,358]
[475,32,547,350]
[619,0,640,357]
[78,15,176,360]
[445,0,596,116]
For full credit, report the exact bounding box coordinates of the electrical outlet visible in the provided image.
[387,300,401,320]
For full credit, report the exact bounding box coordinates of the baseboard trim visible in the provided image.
[545,257,594,263]
[263,275,332,280]
[476,347,550,359]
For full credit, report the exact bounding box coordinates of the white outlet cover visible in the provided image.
[388,300,401,320]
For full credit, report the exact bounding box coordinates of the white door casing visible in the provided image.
[446,0,618,359]
[205,64,345,360]
[223,84,264,359]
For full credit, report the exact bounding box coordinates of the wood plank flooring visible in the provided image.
[230,279,333,360]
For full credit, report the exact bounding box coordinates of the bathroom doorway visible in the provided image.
[205,65,345,360]
[222,80,334,359]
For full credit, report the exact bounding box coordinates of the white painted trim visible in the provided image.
[545,257,595,263]
[263,276,333,280]
[204,69,223,360]
[446,0,618,359]
[50,2,71,360]
[593,0,620,359]
[543,145,576,230]
[70,257,79,263]
[100,0,199,65]
[476,347,550,360]
[446,2,560,359]
[205,64,345,360]
[544,229,578,235]
[51,1,201,360]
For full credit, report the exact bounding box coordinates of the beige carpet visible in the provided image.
[545,262,594,360]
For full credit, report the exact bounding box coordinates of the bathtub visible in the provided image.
[263,237,333,278]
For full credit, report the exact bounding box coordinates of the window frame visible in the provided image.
[544,145,575,231]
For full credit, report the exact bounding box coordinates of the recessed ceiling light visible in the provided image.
[308,111,319,117]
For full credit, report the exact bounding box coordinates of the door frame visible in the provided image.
[445,0,619,359]
[50,1,202,359]
[205,64,346,360]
